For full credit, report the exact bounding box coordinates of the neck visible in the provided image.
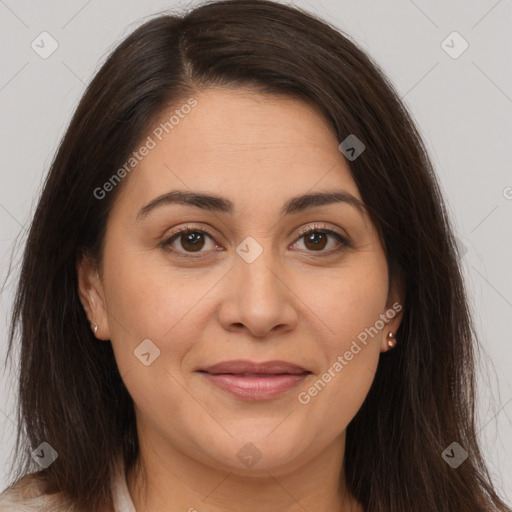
[126,430,362,512]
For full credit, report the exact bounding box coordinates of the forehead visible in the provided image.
[116,87,362,213]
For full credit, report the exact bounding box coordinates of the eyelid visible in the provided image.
[160,222,351,258]
[164,223,217,240]
[296,222,347,239]
[292,223,352,253]
[159,223,221,259]
[163,222,348,241]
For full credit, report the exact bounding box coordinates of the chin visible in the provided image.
[190,429,313,475]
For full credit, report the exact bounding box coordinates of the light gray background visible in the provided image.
[1,0,511,503]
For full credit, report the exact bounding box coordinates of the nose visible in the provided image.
[217,246,299,338]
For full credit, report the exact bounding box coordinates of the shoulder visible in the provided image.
[0,472,70,512]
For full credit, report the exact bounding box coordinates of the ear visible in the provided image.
[76,253,111,340]
[380,271,405,353]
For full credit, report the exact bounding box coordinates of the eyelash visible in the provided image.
[160,223,351,259]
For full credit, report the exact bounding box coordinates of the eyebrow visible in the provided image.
[136,189,366,220]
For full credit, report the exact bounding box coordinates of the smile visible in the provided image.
[199,372,311,400]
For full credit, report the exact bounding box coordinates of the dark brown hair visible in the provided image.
[4,0,510,510]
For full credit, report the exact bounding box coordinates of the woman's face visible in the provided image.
[78,87,403,474]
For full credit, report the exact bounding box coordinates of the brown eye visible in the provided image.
[302,231,329,251]
[179,231,206,252]
[293,227,351,256]
[162,228,218,256]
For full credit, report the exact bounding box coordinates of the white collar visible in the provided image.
[112,460,137,512]
[0,459,137,512]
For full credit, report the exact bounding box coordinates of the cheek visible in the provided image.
[295,307,383,451]
[101,248,211,429]
[299,254,389,348]
[100,243,210,386]
[102,241,217,340]
[293,255,388,421]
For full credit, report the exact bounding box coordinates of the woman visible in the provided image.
[1,0,509,511]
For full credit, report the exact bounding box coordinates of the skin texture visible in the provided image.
[77,88,404,512]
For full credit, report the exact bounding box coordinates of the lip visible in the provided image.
[197,359,312,400]
[199,359,309,375]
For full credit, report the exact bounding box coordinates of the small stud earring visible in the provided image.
[386,332,396,349]
[91,322,99,334]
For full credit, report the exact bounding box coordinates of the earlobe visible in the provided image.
[76,253,110,340]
